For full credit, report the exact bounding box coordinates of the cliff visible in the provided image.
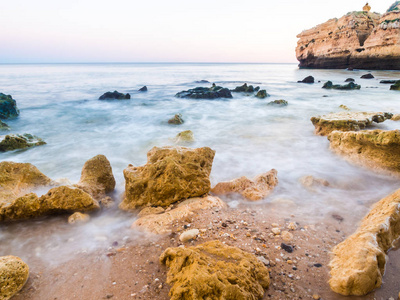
[296,1,400,69]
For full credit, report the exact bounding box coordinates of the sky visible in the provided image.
[0,0,395,63]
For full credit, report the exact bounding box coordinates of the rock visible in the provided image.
[0,134,46,152]
[281,231,294,242]
[0,256,29,300]
[138,86,147,92]
[211,169,278,201]
[138,206,165,218]
[392,114,400,121]
[255,89,269,98]
[175,84,232,99]
[160,240,270,299]
[99,196,115,208]
[310,111,393,136]
[299,175,330,192]
[296,4,400,69]
[68,212,90,224]
[322,81,361,90]
[132,196,226,234]
[267,99,288,106]
[345,78,355,82]
[380,80,397,84]
[179,229,199,242]
[297,76,315,83]
[74,155,116,199]
[0,93,19,119]
[0,186,100,222]
[99,91,130,100]
[390,80,400,90]
[167,114,184,125]
[120,146,215,210]
[328,129,400,175]
[174,130,194,144]
[339,104,350,111]
[329,188,400,296]
[272,228,281,235]
[360,73,374,79]
[0,120,9,130]
[232,83,255,93]
[281,243,293,253]
[287,222,297,231]
[194,80,210,83]
[0,161,53,201]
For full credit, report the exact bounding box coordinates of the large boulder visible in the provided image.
[327,129,400,175]
[0,93,19,119]
[322,81,361,90]
[120,146,215,210]
[255,90,269,98]
[160,240,270,300]
[0,256,29,300]
[298,75,315,83]
[0,186,100,222]
[211,169,278,201]
[75,155,116,199]
[0,134,46,152]
[329,188,400,296]
[132,196,226,234]
[175,84,232,99]
[99,91,130,100]
[310,112,393,136]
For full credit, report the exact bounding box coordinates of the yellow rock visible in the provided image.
[0,256,29,300]
[160,240,270,300]
[138,206,165,217]
[299,175,330,192]
[281,231,294,242]
[211,169,278,201]
[392,114,400,121]
[174,130,194,145]
[68,212,90,224]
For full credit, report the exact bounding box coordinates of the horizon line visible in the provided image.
[0,61,299,65]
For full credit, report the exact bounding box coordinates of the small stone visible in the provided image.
[281,231,293,242]
[312,294,321,300]
[179,229,199,242]
[271,228,281,235]
[281,243,293,253]
[287,260,293,264]
[257,256,270,266]
[271,223,279,227]
[332,214,344,222]
[246,232,251,237]
[314,263,322,268]
[287,222,297,230]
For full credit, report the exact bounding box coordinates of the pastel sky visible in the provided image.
[0,0,395,63]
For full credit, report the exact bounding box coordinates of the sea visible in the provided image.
[0,63,399,297]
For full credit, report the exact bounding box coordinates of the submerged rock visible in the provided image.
[0,256,29,300]
[390,80,400,90]
[360,73,374,79]
[329,188,400,296]
[298,75,314,83]
[299,175,330,192]
[328,129,400,175]
[0,120,9,130]
[267,99,288,106]
[120,146,215,210]
[74,154,116,200]
[138,86,147,92]
[310,111,393,136]
[322,81,361,90]
[160,240,270,300]
[194,80,210,83]
[345,78,355,82]
[68,212,90,224]
[99,91,130,100]
[132,196,225,234]
[339,104,350,111]
[175,84,232,99]
[0,134,46,152]
[0,93,19,119]
[255,90,269,98]
[168,114,184,125]
[174,130,194,144]
[380,80,397,84]
[211,169,278,201]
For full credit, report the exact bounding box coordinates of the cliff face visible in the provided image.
[296,2,400,69]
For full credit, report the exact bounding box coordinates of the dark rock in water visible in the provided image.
[138,86,147,92]
[195,80,210,83]
[175,84,232,99]
[268,99,288,107]
[390,80,400,90]
[380,80,397,84]
[0,134,46,152]
[168,114,184,125]
[0,93,19,119]
[254,86,260,92]
[281,243,293,253]
[255,90,269,99]
[345,78,355,82]
[360,73,374,79]
[298,76,314,83]
[0,120,9,130]
[322,81,361,90]
[232,83,255,93]
[99,91,130,100]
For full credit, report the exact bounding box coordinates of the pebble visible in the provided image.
[179,229,199,242]
[312,294,321,300]
[246,232,251,237]
[271,228,281,235]
[314,263,322,268]
[281,243,293,253]
[257,256,270,266]
[281,231,293,242]
[287,222,297,230]
[271,223,279,227]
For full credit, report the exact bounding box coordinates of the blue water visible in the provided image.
[0,63,399,273]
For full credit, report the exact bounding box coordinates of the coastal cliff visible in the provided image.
[296,1,400,69]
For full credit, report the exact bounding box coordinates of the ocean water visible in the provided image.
[0,63,399,269]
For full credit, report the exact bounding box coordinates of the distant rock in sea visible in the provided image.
[322,81,361,90]
[176,84,232,99]
[0,93,19,119]
[99,90,130,100]
[298,76,314,83]
[296,1,400,69]
[138,86,147,92]
[390,80,400,90]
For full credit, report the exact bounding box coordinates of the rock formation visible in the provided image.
[298,76,315,83]
[176,84,232,99]
[329,188,400,295]
[120,146,215,210]
[310,111,393,136]
[168,114,184,125]
[0,134,46,152]
[160,240,270,300]
[390,80,400,90]
[255,90,269,98]
[99,91,130,100]
[211,169,278,201]
[296,2,400,69]
[0,93,19,119]
[328,129,400,175]
[231,83,260,93]
[174,130,194,144]
[322,81,361,90]
[0,256,29,300]
[267,100,288,106]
